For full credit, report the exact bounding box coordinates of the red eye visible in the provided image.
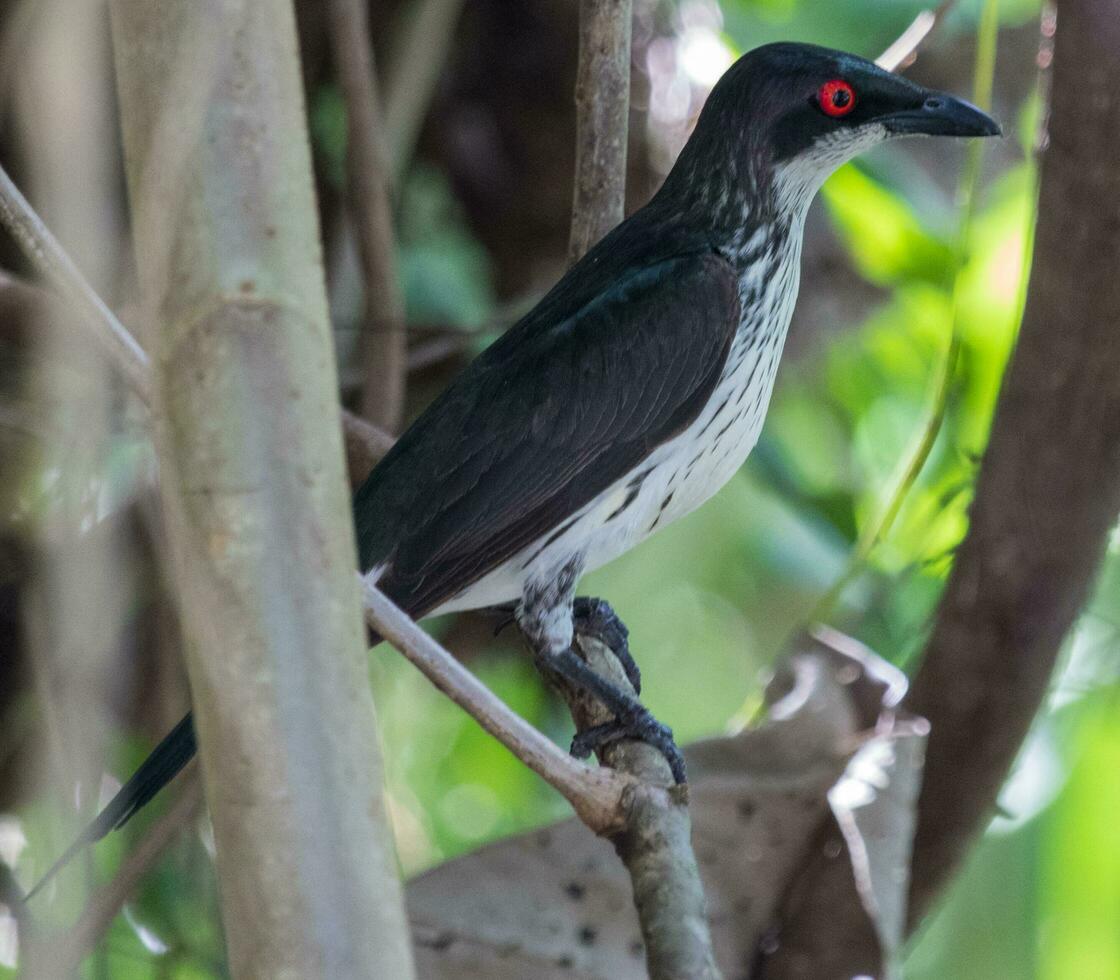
[818,79,856,118]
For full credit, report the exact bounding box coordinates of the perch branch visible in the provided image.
[566,632,721,979]
[361,582,630,834]
[327,0,407,433]
[0,140,624,853]
[569,0,633,263]
[564,4,720,975]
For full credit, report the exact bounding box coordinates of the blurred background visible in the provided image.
[1,0,1116,976]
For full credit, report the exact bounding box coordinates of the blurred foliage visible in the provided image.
[4,0,1118,977]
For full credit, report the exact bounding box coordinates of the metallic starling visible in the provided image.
[30,42,999,896]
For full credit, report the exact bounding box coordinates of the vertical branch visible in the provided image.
[108,1,416,976]
[569,0,633,264]
[905,0,1120,924]
[328,0,407,433]
[382,0,468,182]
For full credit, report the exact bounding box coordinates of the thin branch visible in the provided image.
[327,0,407,433]
[42,776,203,977]
[569,0,633,264]
[875,0,960,73]
[341,408,396,486]
[382,0,468,183]
[566,8,719,973]
[0,157,392,478]
[0,163,152,403]
[361,582,630,834]
[812,0,990,626]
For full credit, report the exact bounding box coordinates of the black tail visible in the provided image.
[26,712,197,900]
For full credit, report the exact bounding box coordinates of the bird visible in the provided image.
[28,41,998,898]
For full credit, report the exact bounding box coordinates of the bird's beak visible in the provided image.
[882,92,1002,138]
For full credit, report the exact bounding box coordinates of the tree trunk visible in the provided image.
[108,1,416,975]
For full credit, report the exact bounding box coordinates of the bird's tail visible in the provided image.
[26,712,197,900]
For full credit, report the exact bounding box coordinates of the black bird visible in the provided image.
[29,42,998,897]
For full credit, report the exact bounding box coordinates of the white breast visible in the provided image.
[428,232,804,615]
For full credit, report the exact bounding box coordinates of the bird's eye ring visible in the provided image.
[818,80,856,118]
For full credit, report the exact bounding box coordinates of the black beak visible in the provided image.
[883,92,1001,138]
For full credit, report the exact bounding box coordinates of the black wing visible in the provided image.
[354,251,740,616]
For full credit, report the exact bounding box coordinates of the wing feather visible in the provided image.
[353,250,741,616]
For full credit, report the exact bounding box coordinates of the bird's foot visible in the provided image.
[570,709,686,784]
[536,645,686,785]
[572,596,640,694]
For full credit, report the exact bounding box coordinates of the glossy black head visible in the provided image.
[674,42,1000,212]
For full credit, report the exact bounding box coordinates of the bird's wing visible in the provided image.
[354,251,741,616]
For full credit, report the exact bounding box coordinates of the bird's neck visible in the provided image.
[654,141,820,276]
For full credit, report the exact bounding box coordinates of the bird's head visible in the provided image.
[671,42,1001,220]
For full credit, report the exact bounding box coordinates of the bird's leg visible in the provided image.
[572,596,640,694]
[517,563,685,784]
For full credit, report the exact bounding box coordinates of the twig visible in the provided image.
[0,163,152,403]
[569,0,633,263]
[327,0,407,433]
[40,776,203,977]
[566,6,720,973]
[875,0,961,73]
[382,0,468,182]
[361,582,630,834]
[341,408,396,486]
[0,158,392,477]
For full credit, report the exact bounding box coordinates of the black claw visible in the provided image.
[571,707,687,785]
[490,603,518,637]
[572,596,641,694]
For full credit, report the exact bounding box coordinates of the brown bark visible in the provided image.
[327,0,408,433]
[756,2,1120,974]
[906,0,1120,922]
[569,0,632,263]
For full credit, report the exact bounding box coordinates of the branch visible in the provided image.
[0,108,623,874]
[361,582,630,833]
[0,164,151,404]
[906,0,1120,923]
[382,0,468,183]
[34,776,202,976]
[569,0,633,263]
[875,0,960,73]
[0,155,392,482]
[566,632,720,979]
[407,633,914,978]
[327,0,407,433]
